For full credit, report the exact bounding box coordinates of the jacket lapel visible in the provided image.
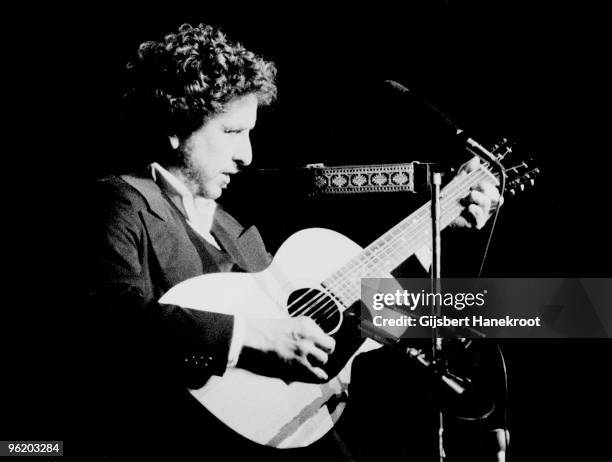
[121,175,204,287]
[140,213,204,288]
[212,209,272,273]
[122,174,271,279]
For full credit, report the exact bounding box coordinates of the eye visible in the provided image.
[224,128,244,134]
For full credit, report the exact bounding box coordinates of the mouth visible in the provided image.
[220,173,232,187]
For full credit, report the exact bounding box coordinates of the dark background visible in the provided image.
[3,1,611,460]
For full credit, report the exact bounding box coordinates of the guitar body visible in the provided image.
[160,228,390,448]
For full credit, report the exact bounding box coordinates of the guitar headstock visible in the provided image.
[505,162,540,196]
[485,137,540,197]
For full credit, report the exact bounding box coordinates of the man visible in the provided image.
[87,22,500,460]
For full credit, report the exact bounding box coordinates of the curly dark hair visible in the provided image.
[122,22,277,143]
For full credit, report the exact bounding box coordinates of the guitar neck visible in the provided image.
[323,167,496,307]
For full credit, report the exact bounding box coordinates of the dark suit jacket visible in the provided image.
[90,173,271,373]
[86,173,272,457]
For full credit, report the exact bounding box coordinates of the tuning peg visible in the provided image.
[497,146,512,161]
[530,179,535,186]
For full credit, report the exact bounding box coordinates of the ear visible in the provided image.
[169,135,179,150]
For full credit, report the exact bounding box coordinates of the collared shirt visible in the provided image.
[150,162,244,368]
[150,162,221,250]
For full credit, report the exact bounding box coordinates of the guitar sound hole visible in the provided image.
[287,288,342,334]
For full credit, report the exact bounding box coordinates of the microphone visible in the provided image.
[384,80,503,167]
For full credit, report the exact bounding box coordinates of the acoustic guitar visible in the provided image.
[160,143,536,448]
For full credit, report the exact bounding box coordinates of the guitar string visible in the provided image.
[313,190,468,324]
[305,195,492,324]
[290,290,349,328]
[286,170,488,323]
[286,169,492,324]
[290,291,331,317]
[289,200,451,326]
[304,182,474,322]
[323,170,488,299]
[312,162,515,323]
[324,155,512,301]
[311,170,487,320]
[314,164,516,326]
[287,287,329,316]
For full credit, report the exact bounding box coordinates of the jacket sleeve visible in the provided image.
[87,178,234,385]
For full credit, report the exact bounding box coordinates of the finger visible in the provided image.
[296,355,329,382]
[313,334,335,354]
[458,156,480,175]
[453,215,472,229]
[299,340,329,366]
[475,182,501,207]
[310,367,329,382]
[297,317,336,353]
[460,189,490,210]
[483,182,504,209]
[469,190,492,215]
[474,182,504,214]
[467,203,486,229]
[476,181,499,198]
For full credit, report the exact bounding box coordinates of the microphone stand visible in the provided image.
[430,170,445,462]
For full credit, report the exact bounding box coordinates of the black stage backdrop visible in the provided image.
[3,2,611,460]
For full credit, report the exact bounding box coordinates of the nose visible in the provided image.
[233,133,253,167]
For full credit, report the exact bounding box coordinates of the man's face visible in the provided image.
[177,94,258,199]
